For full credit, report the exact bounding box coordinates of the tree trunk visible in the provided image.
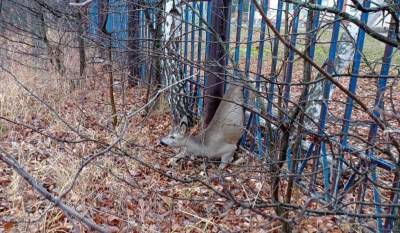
[204,0,231,126]
[151,7,164,110]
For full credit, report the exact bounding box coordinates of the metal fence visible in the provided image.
[89,0,399,231]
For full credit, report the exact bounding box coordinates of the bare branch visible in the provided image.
[69,0,93,7]
[0,148,109,233]
[284,0,399,47]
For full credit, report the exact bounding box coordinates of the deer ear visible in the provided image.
[179,116,188,133]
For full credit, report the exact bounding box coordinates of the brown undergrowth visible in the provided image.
[0,58,352,232]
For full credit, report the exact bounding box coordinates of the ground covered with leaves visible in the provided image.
[0,61,393,233]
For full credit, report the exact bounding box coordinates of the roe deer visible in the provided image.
[160,81,244,169]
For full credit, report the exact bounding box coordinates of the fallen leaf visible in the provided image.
[3,222,14,233]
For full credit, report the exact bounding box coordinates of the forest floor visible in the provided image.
[0,62,359,233]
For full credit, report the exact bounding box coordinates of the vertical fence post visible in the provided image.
[183,5,189,77]
[335,1,371,205]
[282,5,299,111]
[266,0,283,116]
[190,2,196,94]
[233,0,243,75]
[196,1,205,116]
[253,0,268,158]
[369,16,398,232]
[264,0,283,157]
[310,0,344,202]
[223,1,232,91]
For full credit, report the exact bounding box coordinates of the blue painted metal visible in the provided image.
[205,0,213,71]
[244,0,255,81]
[321,143,331,200]
[85,1,400,230]
[224,1,233,92]
[386,184,399,232]
[287,147,293,172]
[234,0,246,145]
[244,0,256,80]
[105,0,114,34]
[189,2,196,106]
[294,0,323,193]
[240,0,256,147]
[253,0,269,158]
[336,0,371,202]
[371,164,384,232]
[190,2,196,82]
[282,5,300,110]
[199,0,213,117]
[316,0,344,201]
[296,143,315,179]
[367,17,395,150]
[266,0,283,116]
[255,0,268,77]
[196,1,204,116]
[233,0,244,76]
[264,0,283,158]
[88,0,129,49]
[88,0,100,36]
[367,16,397,231]
[341,144,396,171]
[343,171,357,192]
[339,0,371,146]
[184,5,189,78]
[308,0,322,60]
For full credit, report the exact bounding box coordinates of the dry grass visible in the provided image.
[1,32,397,232]
[0,56,346,232]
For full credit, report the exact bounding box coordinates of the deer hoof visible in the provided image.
[168,158,179,167]
[218,163,228,170]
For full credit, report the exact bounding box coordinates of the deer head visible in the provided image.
[160,116,190,147]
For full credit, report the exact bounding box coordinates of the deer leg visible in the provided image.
[219,151,234,170]
[168,150,187,167]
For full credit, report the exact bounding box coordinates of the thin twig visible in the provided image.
[0,147,108,233]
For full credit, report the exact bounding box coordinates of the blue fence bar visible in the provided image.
[183,5,189,78]
[316,0,345,201]
[196,1,204,116]
[190,2,196,82]
[233,0,243,75]
[224,1,233,92]
[368,15,397,232]
[204,1,213,80]
[244,1,255,81]
[266,0,283,116]
[282,6,300,111]
[308,0,322,61]
[253,0,269,158]
[240,0,256,147]
[339,0,371,146]
[336,0,371,201]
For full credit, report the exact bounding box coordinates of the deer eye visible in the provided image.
[170,136,175,139]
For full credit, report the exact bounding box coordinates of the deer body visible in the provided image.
[160,82,244,169]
